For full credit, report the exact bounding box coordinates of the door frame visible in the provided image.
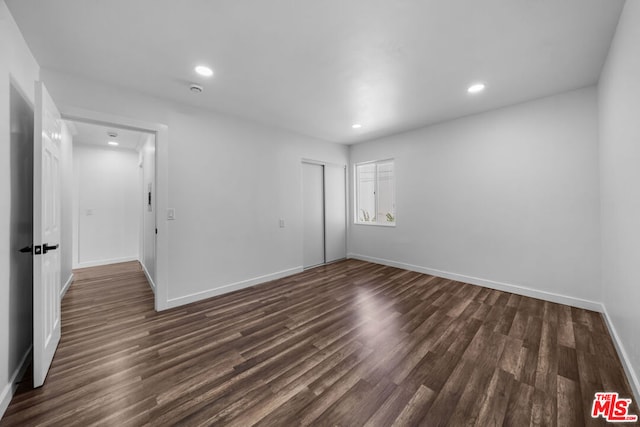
[61,107,169,311]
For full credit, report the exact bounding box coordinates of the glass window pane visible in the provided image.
[356,163,376,223]
[376,162,395,224]
[355,160,395,225]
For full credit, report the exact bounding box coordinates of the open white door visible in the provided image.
[33,81,62,388]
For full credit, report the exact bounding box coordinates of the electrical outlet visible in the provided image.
[279,218,285,228]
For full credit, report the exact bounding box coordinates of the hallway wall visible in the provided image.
[140,134,156,286]
[73,144,140,268]
[60,120,73,292]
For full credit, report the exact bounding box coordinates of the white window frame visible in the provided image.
[354,159,396,227]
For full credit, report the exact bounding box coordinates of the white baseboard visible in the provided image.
[73,256,139,269]
[600,306,640,405]
[141,263,156,294]
[347,253,603,312]
[165,266,303,309]
[0,345,32,420]
[60,273,74,298]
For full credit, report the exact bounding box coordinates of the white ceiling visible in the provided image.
[70,120,149,151]
[7,0,624,144]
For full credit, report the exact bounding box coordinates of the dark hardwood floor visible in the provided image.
[1,259,637,426]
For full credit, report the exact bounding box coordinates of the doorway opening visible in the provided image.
[8,82,34,388]
[67,120,157,288]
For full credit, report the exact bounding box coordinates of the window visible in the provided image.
[355,159,395,225]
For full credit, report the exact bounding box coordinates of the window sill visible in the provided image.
[353,222,396,228]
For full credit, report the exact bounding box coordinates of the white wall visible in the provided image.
[0,0,40,417]
[598,0,640,400]
[140,134,156,285]
[73,144,140,268]
[350,87,601,308]
[166,110,347,303]
[42,68,349,307]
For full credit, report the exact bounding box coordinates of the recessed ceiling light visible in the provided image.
[467,83,486,94]
[352,124,362,129]
[108,141,119,146]
[195,65,214,77]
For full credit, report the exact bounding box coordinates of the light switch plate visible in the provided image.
[167,208,175,220]
[279,218,285,228]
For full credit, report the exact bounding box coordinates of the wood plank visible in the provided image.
[391,385,435,426]
[557,375,584,427]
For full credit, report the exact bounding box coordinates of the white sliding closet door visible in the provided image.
[302,162,325,268]
[324,164,346,263]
